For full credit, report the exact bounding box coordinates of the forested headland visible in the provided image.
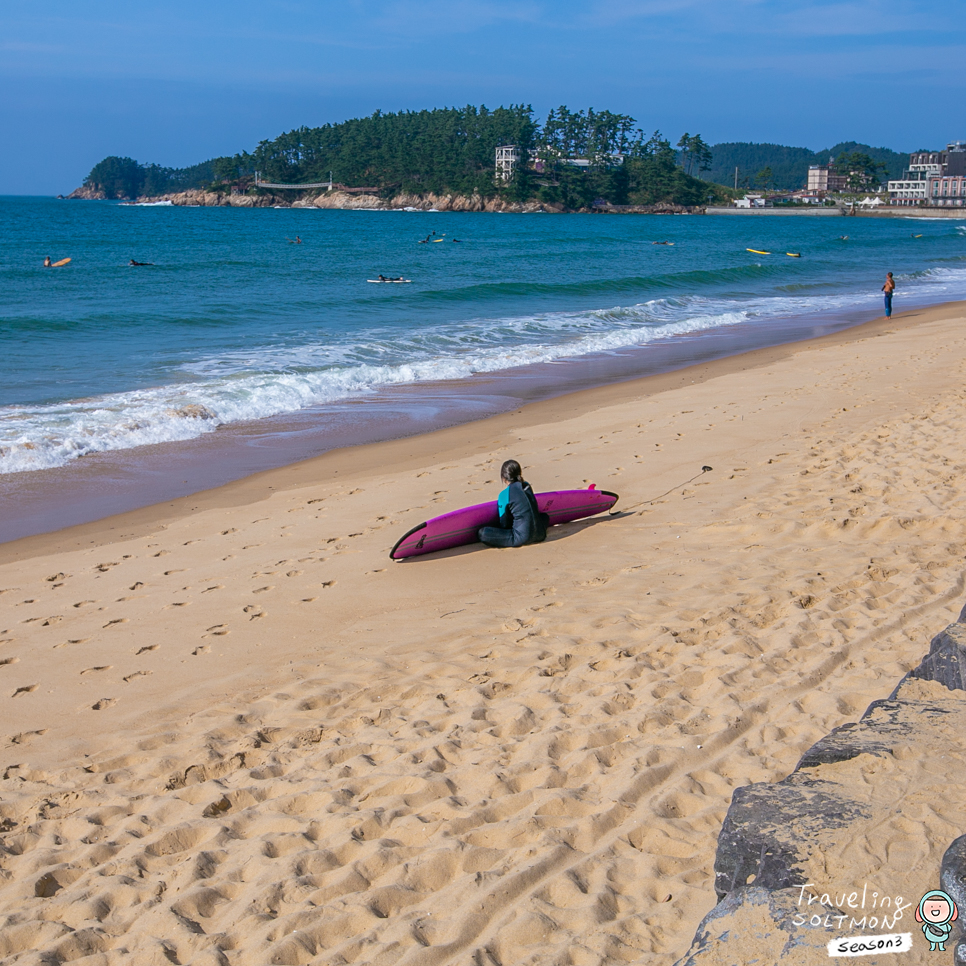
[77,105,910,207]
[78,105,726,208]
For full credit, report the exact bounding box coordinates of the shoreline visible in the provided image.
[1,297,887,547]
[3,297,966,963]
[65,190,966,218]
[3,299,957,565]
[12,195,966,546]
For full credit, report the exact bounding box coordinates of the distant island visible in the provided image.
[70,104,908,211]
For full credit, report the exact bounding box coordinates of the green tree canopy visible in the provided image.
[82,104,723,207]
[833,152,888,193]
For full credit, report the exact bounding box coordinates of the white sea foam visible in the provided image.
[3,267,966,475]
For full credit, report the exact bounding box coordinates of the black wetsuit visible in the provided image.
[478,481,549,548]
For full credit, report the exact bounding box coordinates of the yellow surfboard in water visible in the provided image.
[51,257,71,267]
[746,248,771,255]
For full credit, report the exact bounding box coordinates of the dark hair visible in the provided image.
[501,459,523,483]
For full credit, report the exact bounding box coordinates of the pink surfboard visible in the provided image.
[390,485,619,560]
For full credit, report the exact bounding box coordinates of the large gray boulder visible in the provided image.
[675,618,966,966]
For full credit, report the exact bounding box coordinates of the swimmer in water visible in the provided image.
[43,256,52,267]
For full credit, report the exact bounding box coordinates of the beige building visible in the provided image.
[806,164,847,193]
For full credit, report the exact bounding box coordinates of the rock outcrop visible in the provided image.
[675,614,966,965]
[66,185,655,213]
[66,185,107,200]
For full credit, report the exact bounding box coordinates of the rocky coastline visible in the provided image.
[64,185,699,214]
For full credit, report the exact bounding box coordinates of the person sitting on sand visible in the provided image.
[478,460,549,549]
[43,256,52,267]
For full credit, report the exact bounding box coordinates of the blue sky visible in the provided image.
[2,0,963,194]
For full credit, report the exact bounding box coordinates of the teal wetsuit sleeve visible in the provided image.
[497,486,510,517]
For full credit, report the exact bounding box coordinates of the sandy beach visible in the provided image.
[3,300,966,965]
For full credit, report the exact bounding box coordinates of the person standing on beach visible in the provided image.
[882,272,895,318]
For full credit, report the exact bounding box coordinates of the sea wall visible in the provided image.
[706,206,844,216]
[707,204,966,219]
[674,613,966,965]
[856,207,966,219]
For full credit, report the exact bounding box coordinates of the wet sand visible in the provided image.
[1,300,965,964]
[1,297,887,545]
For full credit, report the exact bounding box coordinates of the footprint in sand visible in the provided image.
[10,729,47,745]
[53,638,90,649]
[192,645,210,656]
[103,618,128,628]
[91,697,116,710]
[94,562,119,572]
[123,671,152,682]
[201,585,224,593]
[129,582,144,590]
[252,586,273,594]
[80,666,112,675]
[206,624,229,636]
[136,644,159,654]
[243,606,264,620]
[0,657,20,667]
[46,573,67,583]
[12,684,38,696]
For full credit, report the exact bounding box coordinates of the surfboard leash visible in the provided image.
[611,465,713,514]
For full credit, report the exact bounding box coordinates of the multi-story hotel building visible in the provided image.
[888,142,966,206]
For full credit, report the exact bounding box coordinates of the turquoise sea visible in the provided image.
[2,197,965,538]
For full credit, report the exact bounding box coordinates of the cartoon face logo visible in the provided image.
[916,890,958,952]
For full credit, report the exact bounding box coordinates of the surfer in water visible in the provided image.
[478,460,549,549]
[43,256,52,267]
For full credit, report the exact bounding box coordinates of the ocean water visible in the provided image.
[2,196,965,492]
